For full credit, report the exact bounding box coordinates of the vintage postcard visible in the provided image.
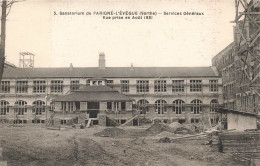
[0,0,259,165]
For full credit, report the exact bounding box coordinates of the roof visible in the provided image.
[4,61,16,68]
[54,86,134,102]
[217,107,258,117]
[2,67,220,78]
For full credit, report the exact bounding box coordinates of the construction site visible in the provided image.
[0,0,260,166]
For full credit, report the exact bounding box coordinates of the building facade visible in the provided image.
[211,3,260,130]
[0,55,223,126]
[212,14,260,116]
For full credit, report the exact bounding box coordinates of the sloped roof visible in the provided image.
[4,61,16,68]
[2,67,219,78]
[54,86,133,102]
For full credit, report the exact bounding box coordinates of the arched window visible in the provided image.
[14,100,27,115]
[191,99,202,114]
[0,100,9,115]
[155,100,167,114]
[137,99,149,114]
[210,99,218,112]
[173,100,184,114]
[33,100,45,115]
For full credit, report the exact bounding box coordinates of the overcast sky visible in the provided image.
[4,0,235,67]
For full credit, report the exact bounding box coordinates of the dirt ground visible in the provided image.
[0,125,245,166]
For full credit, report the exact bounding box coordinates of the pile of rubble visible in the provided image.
[145,123,174,134]
[156,131,176,138]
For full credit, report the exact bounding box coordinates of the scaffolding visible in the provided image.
[19,52,35,68]
[233,0,260,114]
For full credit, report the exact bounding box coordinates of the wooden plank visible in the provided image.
[121,114,139,127]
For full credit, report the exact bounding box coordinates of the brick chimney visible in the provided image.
[99,52,105,69]
[69,63,73,71]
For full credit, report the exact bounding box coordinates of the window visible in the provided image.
[32,120,45,124]
[191,119,199,123]
[173,100,184,114]
[120,80,129,93]
[93,80,103,86]
[86,80,90,86]
[32,100,45,115]
[16,81,28,93]
[190,80,202,92]
[172,80,184,92]
[121,102,126,110]
[60,119,67,125]
[51,80,63,93]
[0,100,9,115]
[107,102,112,110]
[136,80,149,93]
[14,100,27,115]
[70,80,80,91]
[191,99,202,114]
[106,80,114,88]
[50,102,55,111]
[33,80,46,93]
[68,102,74,112]
[61,102,66,111]
[209,80,218,92]
[137,99,149,114]
[154,80,167,92]
[14,119,27,124]
[155,100,167,114]
[0,81,10,93]
[210,99,218,112]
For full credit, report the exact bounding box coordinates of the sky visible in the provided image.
[4,0,235,67]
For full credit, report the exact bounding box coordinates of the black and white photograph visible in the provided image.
[0,0,259,165]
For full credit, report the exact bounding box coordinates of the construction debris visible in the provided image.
[156,131,176,138]
[174,127,191,134]
[145,123,174,134]
[219,131,260,153]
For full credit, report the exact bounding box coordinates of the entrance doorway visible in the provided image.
[75,102,80,110]
[133,119,138,126]
[87,102,99,118]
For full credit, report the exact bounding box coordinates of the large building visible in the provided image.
[212,1,260,130]
[0,54,223,126]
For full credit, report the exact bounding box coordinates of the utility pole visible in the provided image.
[0,0,7,82]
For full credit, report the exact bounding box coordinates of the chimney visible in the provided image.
[99,52,105,69]
[130,63,134,70]
[70,63,73,71]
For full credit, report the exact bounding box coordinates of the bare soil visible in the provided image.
[0,125,245,166]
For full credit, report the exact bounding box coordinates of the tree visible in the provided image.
[0,0,22,82]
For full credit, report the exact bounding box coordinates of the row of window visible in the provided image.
[0,100,45,115]
[0,99,219,115]
[137,99,218,115]
[0,80,219,93]
[4,119,45,124]
[1,80,64,93]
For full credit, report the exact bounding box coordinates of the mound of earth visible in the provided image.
[169,122,182,129]
[156,131,176,138]
[94,127,127,137]
[145,123,174,134]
